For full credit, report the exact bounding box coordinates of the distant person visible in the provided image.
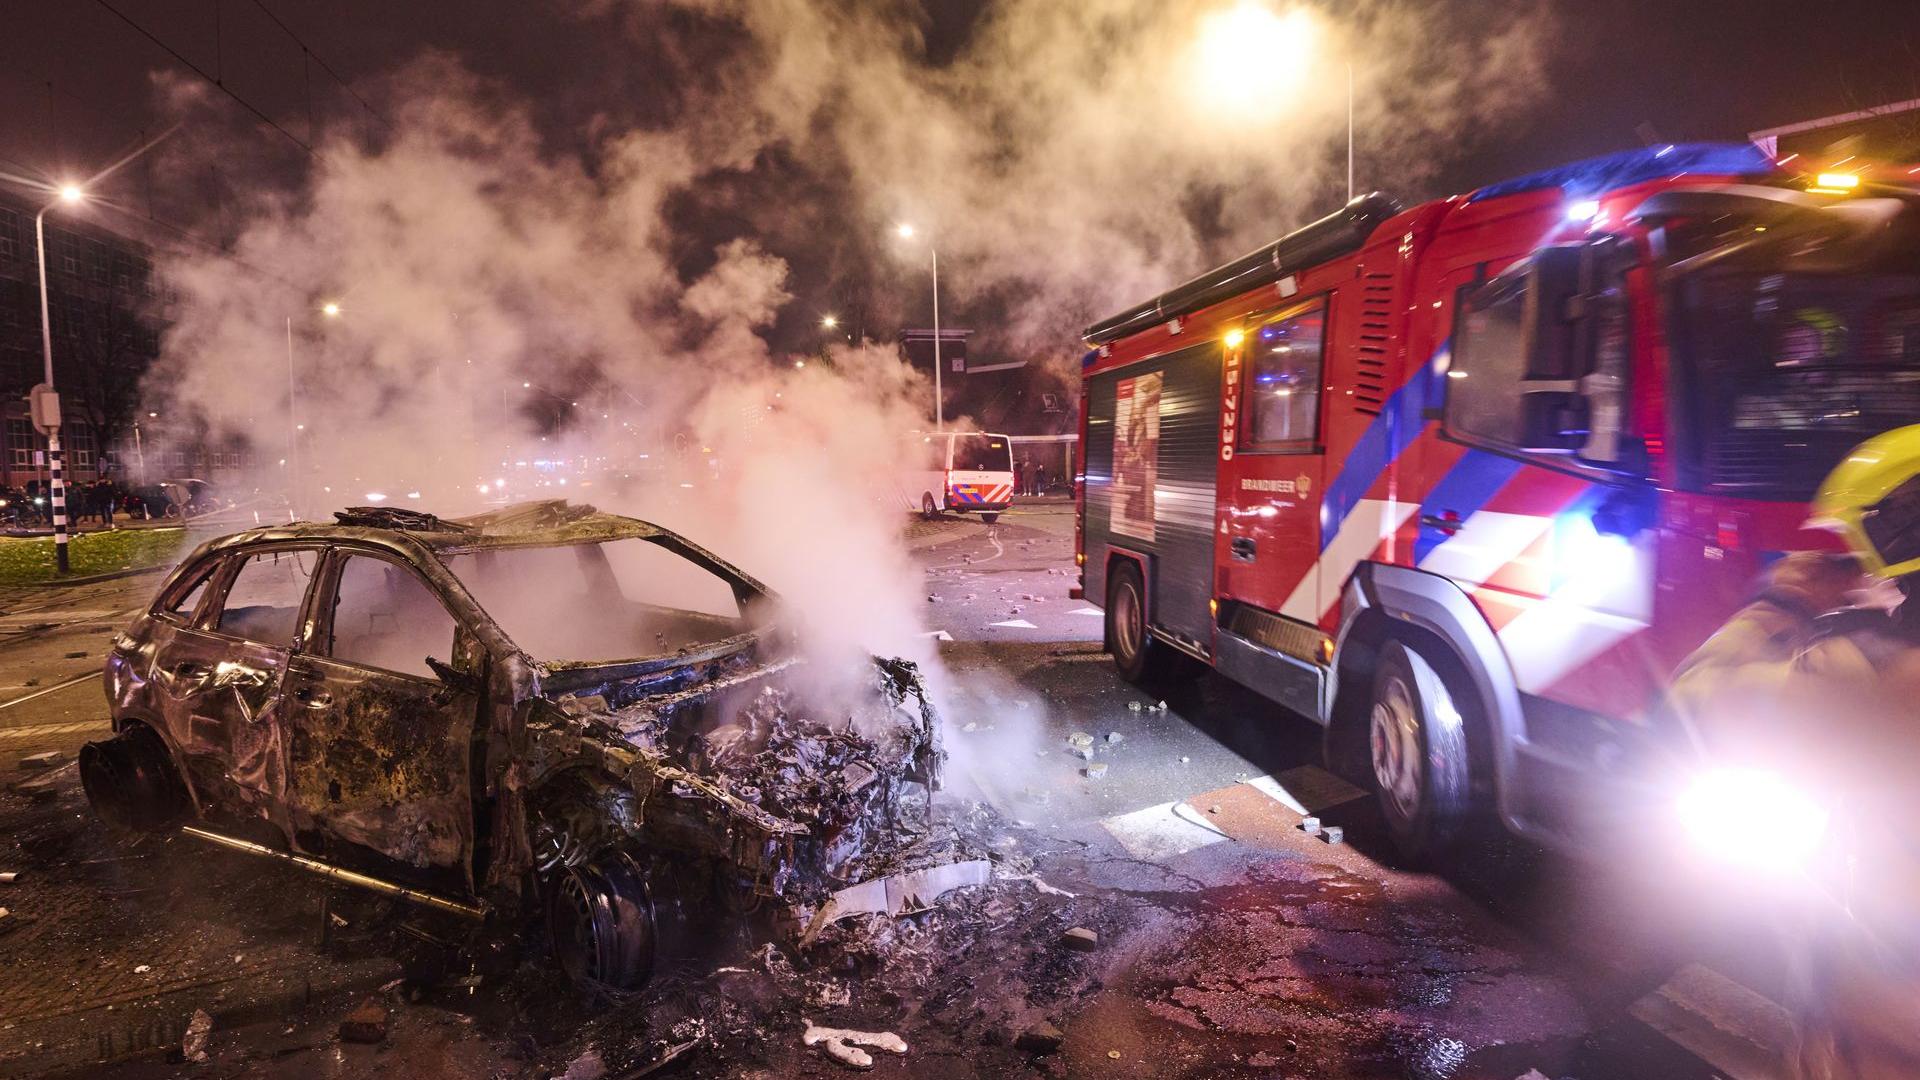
[1014,458,1028,497]
[1035,463,1050,496]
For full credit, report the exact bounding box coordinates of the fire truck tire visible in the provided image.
[1107,562,1201,684]
[1367,640,1472,862]
[921,493,940,520]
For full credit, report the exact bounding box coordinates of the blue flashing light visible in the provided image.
[1471,143,1775,203]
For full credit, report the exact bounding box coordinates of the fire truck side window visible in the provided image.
[1447,278,1529,447]
[1244,298,1326,448]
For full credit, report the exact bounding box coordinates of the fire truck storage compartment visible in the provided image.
[1084,339,1221,654]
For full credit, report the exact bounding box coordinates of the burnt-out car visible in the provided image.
[81,501,947,988]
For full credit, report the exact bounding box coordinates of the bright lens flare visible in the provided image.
[1188,3,1317,119]
[58,184,83,203]
[1678,767,1829,874]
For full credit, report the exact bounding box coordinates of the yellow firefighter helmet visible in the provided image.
[1810,425,1920,577]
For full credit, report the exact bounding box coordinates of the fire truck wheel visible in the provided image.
[1107,562,1200,684]
[921,493,940,520]
[1368,640,1472,862]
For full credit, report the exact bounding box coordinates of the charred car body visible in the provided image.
[81,501,945,988]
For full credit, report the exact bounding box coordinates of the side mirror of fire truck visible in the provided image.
[1517,240,1633,469]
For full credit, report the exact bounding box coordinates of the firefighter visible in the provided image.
[1668,425,1920,1080]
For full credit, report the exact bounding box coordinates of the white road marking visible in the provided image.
[0,719,108,742]
[919,630,955,641]
[990,619,1037,629]
[1100,769,1362,860]
[1102,800,1230,860]
[1069,608,1104,617]
[1630,963,1793,1080]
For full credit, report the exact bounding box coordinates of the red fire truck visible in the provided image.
[1075,144,1920,860]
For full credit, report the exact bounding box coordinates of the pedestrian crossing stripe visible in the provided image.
[0,720,108,742]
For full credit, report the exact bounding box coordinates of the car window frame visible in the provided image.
[313,545,467,683]
[151,555,224,627]
[198,543,328,649]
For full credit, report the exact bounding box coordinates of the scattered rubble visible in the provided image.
[338,999,390,1043]
[802,1021,908,1069]
[0,871,14,883]
[1084,763,1109,781]
[1065,732,1095,759]
[1300,816,1321,835]
[1061,927,1099,952]
[1015,1021,1065,1054]
[1127,701,1143,713]
[181,1009,213,1062]
[556,1048,608,1080]
[18,750,61,770]
[1323,826,1345,845]
[1105,731,1124,744]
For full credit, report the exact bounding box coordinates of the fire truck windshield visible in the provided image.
[1665,267,1920,499]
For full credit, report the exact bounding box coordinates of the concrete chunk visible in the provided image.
[1061,927,1099,952]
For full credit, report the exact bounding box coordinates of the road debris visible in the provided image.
[1061,927,1099,952]
[800,860,992,944]
[133,964,151,974]
[802,1021,908,1069]
[1300,816,1321,835]
[181,1009,213,1062]
[1127,701,1143,712]
[1085,763,1109,781]
[338,999,390,1043]
[1015,1020,1065,1054]
[1106,731,1124,744]
[1066,731,1095,759]
[1323,826,1345,845]
[18,750,62,770]
[0,871,16,884]
[556,1048,608,1079]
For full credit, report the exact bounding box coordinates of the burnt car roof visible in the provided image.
[197,500,666,556]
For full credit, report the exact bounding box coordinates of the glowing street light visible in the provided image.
[57,184,83,204]
[320,300,342,317]
[821,314,839,329]
[894,223,944,431]
[1189,2,1354,199]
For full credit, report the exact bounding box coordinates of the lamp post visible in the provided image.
[33,185,83,572]
[896,224,943,431]
[22,127,177,571]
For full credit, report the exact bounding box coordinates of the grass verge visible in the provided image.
[0,528,186,586]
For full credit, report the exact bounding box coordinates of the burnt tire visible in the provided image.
[547,854,656,992]
[921,493,940,520]
[79,725,188,835]
[1106,561,1202,685]
[1367,640,1473,863]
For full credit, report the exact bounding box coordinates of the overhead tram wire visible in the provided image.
[245,0,393,132]
[90,0,325,163]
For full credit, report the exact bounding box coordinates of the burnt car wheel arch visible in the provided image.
[80,722,191,834]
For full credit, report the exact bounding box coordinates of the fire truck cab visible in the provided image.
[1075,144,1920,860]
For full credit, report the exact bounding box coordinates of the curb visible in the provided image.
[42,563,173,588]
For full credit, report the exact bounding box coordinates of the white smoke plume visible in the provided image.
[143,1,1555,712]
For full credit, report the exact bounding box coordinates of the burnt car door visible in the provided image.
[281,548,480,885]
[153,545,323,817]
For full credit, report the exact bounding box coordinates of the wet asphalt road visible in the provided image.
[0,503,1793,1078]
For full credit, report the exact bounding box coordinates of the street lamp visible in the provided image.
[24,127,177,571]
[821,314,838,329]
[894,224,944,431]
[1189,2,1353,199]
[321,300,342,318]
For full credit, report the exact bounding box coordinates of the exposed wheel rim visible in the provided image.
[550,858,656,991]
[922,494,937,518]
[1370,672,1423,822]
[1113,579,1144,665]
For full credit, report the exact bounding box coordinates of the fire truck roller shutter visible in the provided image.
[1332,562,1541,850]
[1083,340,1222,657]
